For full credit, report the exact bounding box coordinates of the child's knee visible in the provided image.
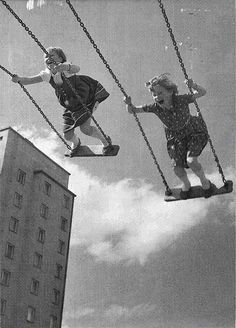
[174,165,186,177]
[187,156,201,170]
[64,130,74,141]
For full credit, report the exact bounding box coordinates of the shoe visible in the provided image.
[180,188,192,200]
[203,180,214,198]
[70,140,81,157]
[102,137,114,155]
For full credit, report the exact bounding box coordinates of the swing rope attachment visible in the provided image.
[156,0,227,185]
[65,0,172,195]
[0,0,111,149]
[0,64,72,150]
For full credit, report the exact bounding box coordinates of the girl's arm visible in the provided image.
[186,79,206,99]
[124,96,145,114]
[53,63,80,74]
[12,74,43,85]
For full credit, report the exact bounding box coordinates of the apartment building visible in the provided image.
[0,127,75,328]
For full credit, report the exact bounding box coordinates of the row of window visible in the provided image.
[1,261,63,288]
[9,215,68,234]
[16,169,71,209]
[1,299,58,327]
[4,239,66,261]
[1,270,61,304]
[14,192,70,212]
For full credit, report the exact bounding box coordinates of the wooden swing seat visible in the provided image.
[164,180,233,202]
[65,145,120,158]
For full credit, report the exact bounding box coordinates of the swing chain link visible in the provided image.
[65,0,172,194]
[157,0,227,185]
[0,64,72,150]
[1,0,111,147]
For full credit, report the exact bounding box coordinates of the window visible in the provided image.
[33,252,42,269]
[60,217,68,232]
[1,299,7,316]
[58,240,65,255]
[17,169,26,185]
[1,270,11,286]
[5,243,15,259]
[55,264,63,279]
[40,204,49,219]
[52,289,60,305]
[30,279,39,296]
[63,195,70,209]
[37,228,45,244]
[49,315,57,328]
[9,217,19,233]
[14,192,23,208]
[27,306,36,323]
[44,181,51,196]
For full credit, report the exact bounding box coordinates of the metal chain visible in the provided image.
[65,0,172,194]
[0,0,111,147]
[157,0,226,184]
[0,64,72,150]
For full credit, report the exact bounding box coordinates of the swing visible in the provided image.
[64,144,120,158]
[0,0,119,158]
[164,180,233,202]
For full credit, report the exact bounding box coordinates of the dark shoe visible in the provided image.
[180,188,192,200]
[70,140,81,156]
[203,180,214,198]
[102,137,114,155]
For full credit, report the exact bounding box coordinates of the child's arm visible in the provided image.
[186,79,206,99]
[124,96,145,114]
[12,74,43,85]
[53,63,80,74]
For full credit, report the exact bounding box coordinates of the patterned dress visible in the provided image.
[142,94,208,168]
[40,67,109,133]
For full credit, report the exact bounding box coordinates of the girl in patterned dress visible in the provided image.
[12,47,113,155]
[124,73,213,199]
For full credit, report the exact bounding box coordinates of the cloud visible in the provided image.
[104,303,157,322]
[17,127,235,264]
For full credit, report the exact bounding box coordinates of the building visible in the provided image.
[0,127,76,328]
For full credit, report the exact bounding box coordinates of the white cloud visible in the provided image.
[104,303,157,322]
[17,127,235,264]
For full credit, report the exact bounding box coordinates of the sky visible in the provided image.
[0,1,235,327]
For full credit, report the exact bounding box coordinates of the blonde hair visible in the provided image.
[44,46,67,63]
[145,73,178,95]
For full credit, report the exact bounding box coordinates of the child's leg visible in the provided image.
[174,166,191,191]
[80,118,110,146]
[64,129,80,149]
[187,156,210,189]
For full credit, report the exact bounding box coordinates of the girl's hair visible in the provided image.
[45,46,67,63]
[145,73,178,95]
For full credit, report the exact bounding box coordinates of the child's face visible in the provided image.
[44,49,62,66]
[149,84,173,104]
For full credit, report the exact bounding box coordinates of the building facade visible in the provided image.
[0,127,75,328]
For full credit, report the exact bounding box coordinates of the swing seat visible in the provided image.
[164,180,233,202]
[65,144,120,157]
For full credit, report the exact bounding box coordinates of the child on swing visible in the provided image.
[124,73,213,199]
[12,46,113,155]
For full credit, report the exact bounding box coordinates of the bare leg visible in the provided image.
[64,129,80,149]
[187,156,210,190]
[174,166,191,191]
[80,118,109,146]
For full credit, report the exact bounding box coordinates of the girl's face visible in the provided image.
[44,49,62,66]
[150,84,173,104]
